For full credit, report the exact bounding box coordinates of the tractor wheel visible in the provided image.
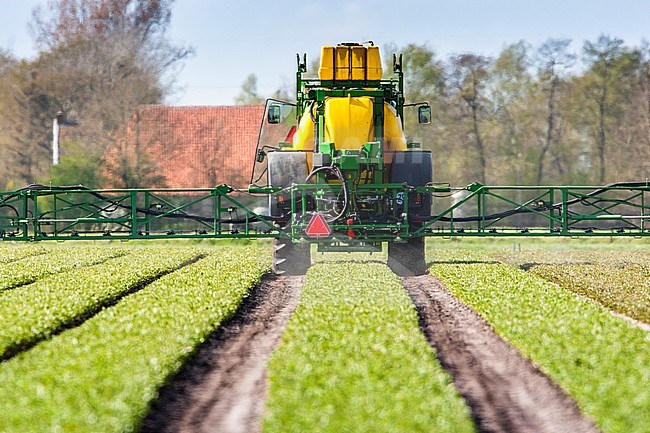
[387,237,427,276]
[272,236,311,275]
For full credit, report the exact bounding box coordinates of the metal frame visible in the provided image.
[417,183,650,237]
[2,183,649,242]
[284,181,650,241]
[0,186,280,241]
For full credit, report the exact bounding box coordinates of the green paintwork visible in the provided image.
[1,183,648,242]
[0,186,279,241]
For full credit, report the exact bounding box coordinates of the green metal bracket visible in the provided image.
[319,142,335,156]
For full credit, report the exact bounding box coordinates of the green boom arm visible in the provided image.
[1,182,648,242]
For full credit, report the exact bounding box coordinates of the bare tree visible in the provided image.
[448,53,491,184]
[0,50,18,187]
[613,41,650,179]
[581,35,639,182]
[0,62,58,185]
[489,41,539,185]
[0,0,194,187]
[535,38,576,183]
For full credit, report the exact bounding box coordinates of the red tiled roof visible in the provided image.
[123,105,265,188]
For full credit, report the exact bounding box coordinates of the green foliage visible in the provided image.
[532,263,650,324]
[495,250,650,324]
[0,244,47,264]
[235,73,265,105]
[0,247,202,359]
[49,141,102,187]
[0,247,127,292]
[0,247,269,433]
[492,249,650,264]
[263,262,475,433]
[430,259,650,433]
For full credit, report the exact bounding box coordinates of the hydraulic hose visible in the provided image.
[412,181,650,223]
[1,183,285,225]
[305,165,349,222]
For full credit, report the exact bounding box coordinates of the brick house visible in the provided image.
[112,105,266,189]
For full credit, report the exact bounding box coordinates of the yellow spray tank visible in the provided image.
[291,96,407,166]
[291,44,408,173]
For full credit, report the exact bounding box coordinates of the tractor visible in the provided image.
[253,42,433,275]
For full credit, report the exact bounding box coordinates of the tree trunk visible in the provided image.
[471,103,486,184]
[597,91,607,183]
[538,77,557,184]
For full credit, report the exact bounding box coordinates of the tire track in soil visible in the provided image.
[139,275,304,433]
[403,275,600,433]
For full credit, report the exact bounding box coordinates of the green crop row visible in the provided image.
[0,247,202,360]
[430,261,650,433]
[0,246,127,291]
[263,262,475,433]
[0,247,269,433]
[0,244,47,264]
[493,250,650,267]
[493,250,650,324]
[529,263,650,324]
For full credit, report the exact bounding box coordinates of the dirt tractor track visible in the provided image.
[403,276,598,433]
[141,273,598,433]
[141,275,303,433]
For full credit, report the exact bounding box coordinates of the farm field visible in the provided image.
[0,244,47,264]
[430,255,650,433]
[0,244,269,432]
[0,246,127,291]
[494,250,650,324]
[0,247,202,360]
[0,240,647,432]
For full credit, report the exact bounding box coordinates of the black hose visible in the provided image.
[2,183,284,224]
[305,165,349,222]
[413,181,650,223]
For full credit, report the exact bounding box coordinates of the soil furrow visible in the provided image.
[403,274,599,433]
[139,275,303,433]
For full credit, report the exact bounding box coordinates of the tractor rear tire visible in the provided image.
[267,151,311,275]
[387,237,427,276]
[272,236,311,275]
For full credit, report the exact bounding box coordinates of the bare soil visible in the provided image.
[403,275,600,433]
[139,275,303,433]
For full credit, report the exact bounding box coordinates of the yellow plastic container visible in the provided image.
[350,45,366,80]
[318,45,383,81]
[324,96,374,147]
[335,45,351,80]
[319,46,335,80]
[366,46,382,80]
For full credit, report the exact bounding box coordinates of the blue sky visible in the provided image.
[1,0,649,105]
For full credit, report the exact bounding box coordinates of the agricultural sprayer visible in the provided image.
[1,42,649,275]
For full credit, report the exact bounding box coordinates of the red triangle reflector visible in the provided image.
[305,213,331,238]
